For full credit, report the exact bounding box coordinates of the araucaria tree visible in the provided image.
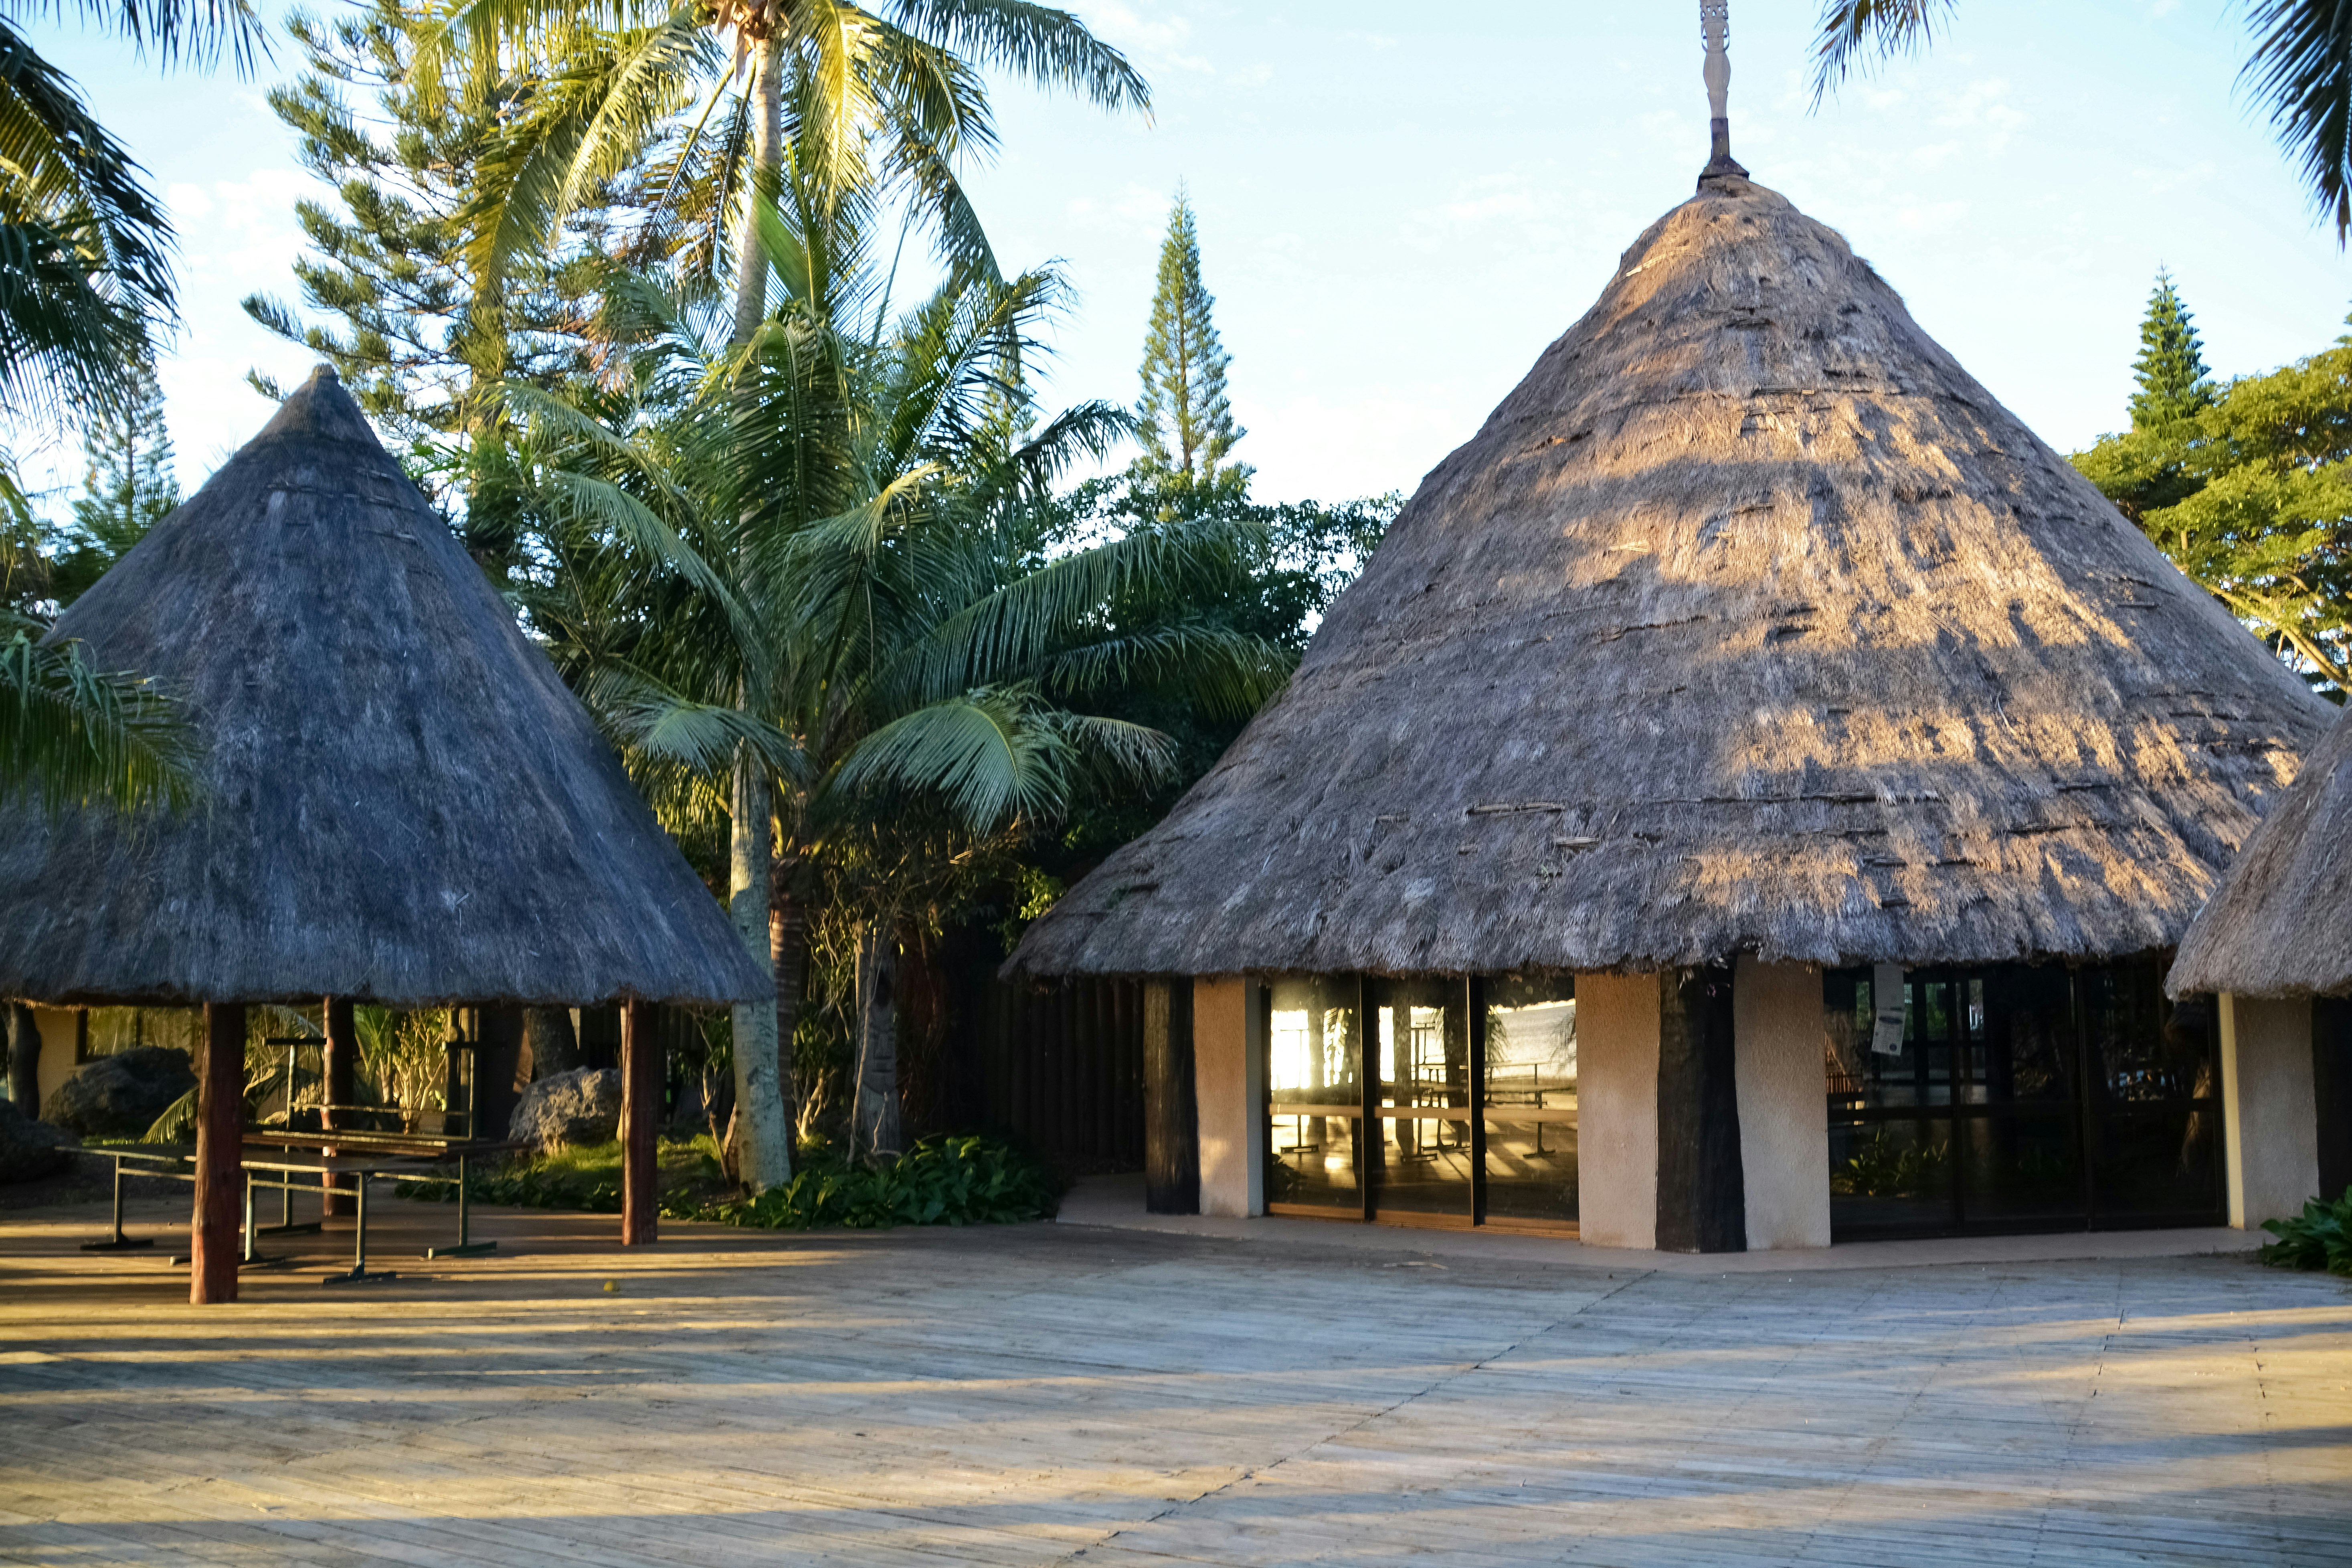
[1133,191,1248,502]
[2130,271,2216,429]
[51,356,178,605]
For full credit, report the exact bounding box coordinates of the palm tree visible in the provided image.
[1812,1,2352,239]
[431,0,1146,1183]
[512,195,1285,1169]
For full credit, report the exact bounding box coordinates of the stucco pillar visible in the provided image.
[1575,971,1660,1249]
[1193,976,1264,1218]
[1733,957,1830,1250]
[2221,993,2320,1229]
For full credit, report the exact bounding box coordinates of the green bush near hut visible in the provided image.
[2257,1190,2352,1275]
[395,1133,1059,1229]
[699,1136,1061,1231]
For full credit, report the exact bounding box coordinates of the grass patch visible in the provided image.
[2259,1188,2352,1275]
[394,1132,1060,1229]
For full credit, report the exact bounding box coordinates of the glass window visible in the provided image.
[1484,974,1577,1226]
[1265,976,1362,1212]
[1369,978,1472,1218]
[2082,965,2223,1224]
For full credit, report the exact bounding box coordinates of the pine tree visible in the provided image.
[2129,270,2217,429]
[51,357,178,604]
[1133,191,1250,503]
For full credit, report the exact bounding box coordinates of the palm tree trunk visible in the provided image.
[729,755,791,1190]
[852,922,903,1162]
[722,36,794,1194]
[769,842,807,1142]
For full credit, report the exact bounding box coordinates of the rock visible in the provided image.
[0,1096,78,1182]
[508,1067,621,1149]
[43,1046,197,1139]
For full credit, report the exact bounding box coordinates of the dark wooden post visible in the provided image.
[473,1006,525,1143]
[322,996,356,1216]
[620,998,660,1246]
[7,1003,40,1111]
[191,1002,247,1304]
[1655,965,1745,1253]
[1143,981,1200,1213]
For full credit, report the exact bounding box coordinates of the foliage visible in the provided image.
[1830,1129,1949,1198]
[2130,271,2216,431]
[1133,190,1247,506]
[41,355,179,605]
[2071,308,2352,694]
[700,1133,1058,1228]
[1810,0,2352,239]
[352,1005,453,1128]
[2258,1187,2352,1273]
[243,0,613,459]
[395,1135,733,1213]
[0,627,194,814]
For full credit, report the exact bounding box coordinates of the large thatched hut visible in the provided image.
[0,366,766,1299]
[2169,704,2352,1214]
[1011,165,2334,1250]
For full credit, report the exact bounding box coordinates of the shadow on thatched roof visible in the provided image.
[0,366,768,1008]
[1009,174,2333,980]
[2170,702,2352,999]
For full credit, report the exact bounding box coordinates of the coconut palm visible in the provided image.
[1813,1,2352,239]
[512,189,1285,1169]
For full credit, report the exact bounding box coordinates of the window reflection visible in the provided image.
[1266,976,1361,1212]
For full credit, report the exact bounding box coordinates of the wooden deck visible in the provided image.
[2,1192,2349,1565]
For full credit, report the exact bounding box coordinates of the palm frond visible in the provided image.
[1808,1,1958,105]
[0,631,198,814]
[2242,0,2352,240]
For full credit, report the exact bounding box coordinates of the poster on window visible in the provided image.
[1871,964,1908,1055]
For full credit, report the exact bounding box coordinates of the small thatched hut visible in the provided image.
[2169,703,2352,1213]
[1011,168,2333,1251]
[0,366,767,1299]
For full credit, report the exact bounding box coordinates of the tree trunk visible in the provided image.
[525,1007,579,1076]
[769,846,807,1145]
[7,1004,40,1112]
[729,756,791,1190]
[852,923,903,1163]
[473,1006,525,1143]
[720,34,793,1194]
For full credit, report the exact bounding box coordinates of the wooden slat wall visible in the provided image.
[977,977,1147,1169]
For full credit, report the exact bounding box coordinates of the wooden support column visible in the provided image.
[620,999,660,1246]
[2315,996,2352,1203]
[1656,965,1745,1254]
[473,1006,525,1143]
[322,997,356,1217]
[191,1002,246,1305]
[1144,980,1199,1214]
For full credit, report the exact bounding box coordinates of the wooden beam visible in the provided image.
[1143,981,1200,1214]
[191,1002,246,1304]
[620,999,659,1246]
[322,997,355,1218]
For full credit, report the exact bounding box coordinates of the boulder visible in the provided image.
[43,1046,196,1139]
[0,1095,78,1182]
[509,1067,621,1149]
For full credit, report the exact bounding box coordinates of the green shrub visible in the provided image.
[698,1135,1060,1230]
[395,1132,1059,1230]
[2259,1189,2352,1275]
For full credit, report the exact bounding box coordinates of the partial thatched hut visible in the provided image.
[2169,704,2352,1213]
[1012,170,2333,1250]
[0,366,766,1298]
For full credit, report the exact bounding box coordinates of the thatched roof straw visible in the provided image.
[2169,702,2352,999]
[1010,174,2333,980]
[0,366,768,1008]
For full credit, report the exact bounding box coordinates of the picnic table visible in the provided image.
[84,1139,507,1284]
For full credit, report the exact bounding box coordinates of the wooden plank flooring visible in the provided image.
[0,1194,2348,1565]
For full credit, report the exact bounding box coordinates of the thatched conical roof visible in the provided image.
[0,366,768,1007]
[1011,174,2333,980]
[2170,703,2352,998]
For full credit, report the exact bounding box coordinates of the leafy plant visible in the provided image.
[1830,1129,1950,1198]
[2258,1188,2352,1275]
[699,1134,1058,1229]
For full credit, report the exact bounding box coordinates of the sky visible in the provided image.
[18,0,2352,508]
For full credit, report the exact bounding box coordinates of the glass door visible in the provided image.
[1368,979,1474,1224]
[1266,975,1363,1218]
